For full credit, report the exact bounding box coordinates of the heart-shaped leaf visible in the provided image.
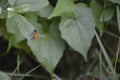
[59,6,95,60]
[27,21,65,73]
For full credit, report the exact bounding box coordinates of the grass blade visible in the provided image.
[95,30,114,74]
[117,6,120,33]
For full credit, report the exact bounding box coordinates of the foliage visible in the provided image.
[0,0,120,80]
[0,71,10,80]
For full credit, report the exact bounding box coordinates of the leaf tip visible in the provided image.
[83,54,88,62]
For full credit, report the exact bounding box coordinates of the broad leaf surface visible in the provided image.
[15,0,49,12]
[24,13,43,35]
[6,16,25,42]
[8,0,16,6]
[15,14,35,40]
[59,6,95,60]
[14,4,31,13]
[6,16,25,51]
[90,0,103,34]
[24,13,40,27]
[49,0,76,18]
[0,71,11,80]
[37,5,54,18]
[7,10,15,18]
[27,22,65,73]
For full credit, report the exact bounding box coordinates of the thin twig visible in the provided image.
[105,30,119,39]
[19,65,40,80]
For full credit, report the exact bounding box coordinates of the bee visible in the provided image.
[33,29,39,40]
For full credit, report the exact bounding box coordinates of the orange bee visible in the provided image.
[33,29,39,40]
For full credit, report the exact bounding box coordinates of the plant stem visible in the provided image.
[114,38,120,76]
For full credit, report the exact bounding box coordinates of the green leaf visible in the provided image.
[14,4,31,13]
[117,6,120,33]
[100,8,115,22]
[7,34,25,52]
[24,13,44,37]
[15,0,49,12]
[59,6,95,60]
[6,16,25,51]
[7,10,15,18]
[0,9,7,19]
[15,14,35,40]
[24,13,40,27]
[0,71,11,80]
[109,0,120,5]
[49,0,76,18]
[36,5,54,18]
[14,40,31,53]
[90,0,103,35]
[6,16,25,41]
[6,16,17,33]
[90,0,102,24]
[27,21,65,73]
[8,0,16,6]
[7,36,15,52]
